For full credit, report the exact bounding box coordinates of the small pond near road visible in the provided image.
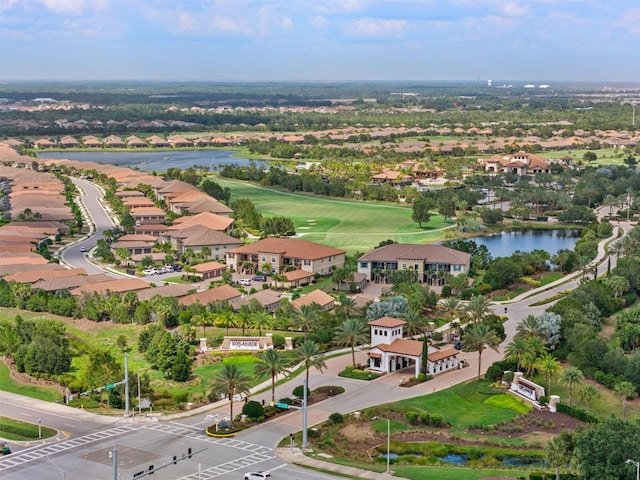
[470,229,581,258]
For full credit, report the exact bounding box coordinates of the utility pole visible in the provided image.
[112,445,118,480]
[138,371,141,416]
[124,353,130,416]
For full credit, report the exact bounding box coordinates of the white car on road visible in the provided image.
[244,472,271,480]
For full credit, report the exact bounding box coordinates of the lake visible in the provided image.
[471,229,581,258]
[37,150,262,171]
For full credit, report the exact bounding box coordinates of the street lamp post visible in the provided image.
[627,459,639,480]
[372,416,391,474]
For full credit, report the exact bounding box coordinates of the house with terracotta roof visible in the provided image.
[291,289,335,311]
[160,212,238,258]
[191,261,228,281]
[70,277,150,296]
[226,238,345,276]
[478,151,554,175]
[82,136,103,148]
[104,135,125,148]
[130,206,166,225]
[111,234,157,255]
[146,135,169,148]
[357,243,471,285]
[178,284,242,307]
[58,136,80,148]
[168,136,192,148]
[367,317,460,377]
[126,135,147,148]
[280,269,315,289]
[33,138,56,149]
[123,197,156,209]
[230,289,282,314]
[33,273,113,294]
[136,284,195,302]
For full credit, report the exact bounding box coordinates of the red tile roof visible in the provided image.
[368,316,407,328]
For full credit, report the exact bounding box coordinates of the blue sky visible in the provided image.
[1,0,639,82]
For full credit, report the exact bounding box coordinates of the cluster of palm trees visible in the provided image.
[504,315,637,417]
[208,314,371,422]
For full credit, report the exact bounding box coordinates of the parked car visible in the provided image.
[252,275,267,282]
[244,472,271,480]
[172,265,183,272]
[163,265,174,273]
[237,278,252,286]
[454,341,463,350]
[143,268,156,276]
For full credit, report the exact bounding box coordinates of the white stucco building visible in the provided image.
[368,317,460,377]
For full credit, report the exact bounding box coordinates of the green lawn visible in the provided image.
[393,465,530,479]
[213,177,452,254]
[0,363,61,402]
[386,381,531,433]
[0,416,56,441]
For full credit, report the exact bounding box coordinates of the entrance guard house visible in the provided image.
[368,317,460,377]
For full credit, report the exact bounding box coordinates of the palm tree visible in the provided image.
[577,385,599,413]
[209,364,251,420]
[504,337,529,372]
[516,315,544,339]
[545,431,575,480]
[559,366,584,406]
[335,318,369,368]
[254,349,290,404]
[464,295,493,324]
[401,309,428,338]
[461,323,500,381]
[236,305,252,336]
[297,339,327,391]
[251,311,273,336]
[536,353,562,396]
[614,381,637,420]
[292,303,320,339]
[335,294,359,321]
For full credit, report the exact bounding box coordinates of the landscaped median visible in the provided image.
[0,416,56,442]
[282,380,578,480]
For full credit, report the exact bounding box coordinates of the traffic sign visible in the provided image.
[275,402,290,409]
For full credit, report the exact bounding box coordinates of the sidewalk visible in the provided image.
[277,447,386,479]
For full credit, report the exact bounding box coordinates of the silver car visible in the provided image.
[244,472,271,480]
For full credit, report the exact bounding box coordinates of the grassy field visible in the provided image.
[385,381,531,434]
[0,363,61,402]
[393,465,531,479]
[214,177,453,253]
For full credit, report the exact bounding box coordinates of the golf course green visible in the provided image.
[215,177,453,253]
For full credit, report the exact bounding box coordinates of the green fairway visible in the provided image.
[214,177,453,253]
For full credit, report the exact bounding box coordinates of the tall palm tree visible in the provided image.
[536,353,562,396]
[614,381,637,420]
[251,311,273,336]
[297,339,327,391]
[401,309,428,338]
[504,337,530,372]
[461,323,500,381]
[464,295,493,324]
[577,385,599,413]
[437,297,464,323]
[209,364,251,420]
[335,294,359,321]
[292,303,320,339]
[335,318,369,368]
[559,366,584,406]
[545,431,575,480]
[254,349,290,403]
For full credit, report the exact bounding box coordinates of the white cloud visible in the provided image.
[313,0,364,15]
[0,0,19,12]
[209,15,251,35]
[41,0,88,15]
[618,8,640,34]
[176,12,198,32]
[501,2,528,18]
[310,15,328,29]
[281,16,293,30]
[349,18,407,37]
